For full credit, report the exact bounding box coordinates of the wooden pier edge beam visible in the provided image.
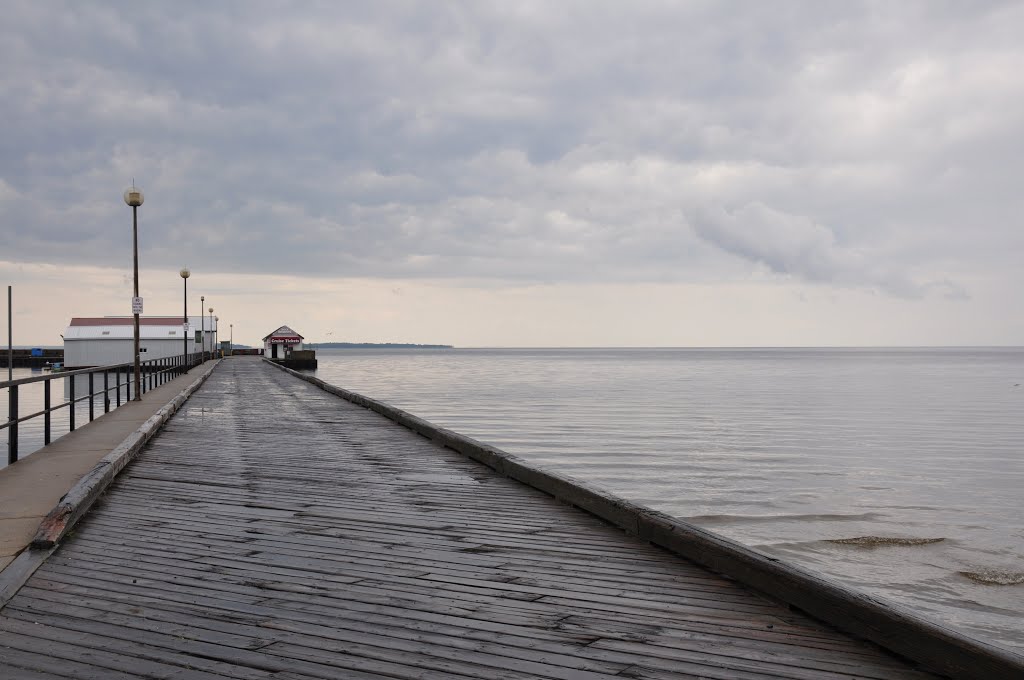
[27,359,222,551]
[265,359,1024,680]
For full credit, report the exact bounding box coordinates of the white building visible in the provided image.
[263,325,304,360]
[63,316,218,368]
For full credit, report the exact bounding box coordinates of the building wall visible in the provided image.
[65,339,192,368]
[264,341,302,359]
[196,331,217,354]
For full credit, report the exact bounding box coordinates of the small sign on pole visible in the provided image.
[132,296,143,314]
[183,322,190,332]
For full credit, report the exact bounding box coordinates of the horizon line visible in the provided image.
[6,343,1023,350]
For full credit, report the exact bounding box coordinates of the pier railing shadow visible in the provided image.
[2,352,205,465]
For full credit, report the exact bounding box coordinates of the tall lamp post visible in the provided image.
[230,323,233,356]
[180,268,190,369]
[124,185,144,401]
[209,307,215,357]
[200,295,205,361]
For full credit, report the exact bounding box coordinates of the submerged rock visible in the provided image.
[959,570,1024,585]
[826,536,946,547]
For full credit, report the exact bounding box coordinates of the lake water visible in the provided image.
[311,347,1024,652]
[1,368,136,468]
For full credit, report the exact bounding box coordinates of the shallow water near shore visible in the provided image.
[312,346,1024,652]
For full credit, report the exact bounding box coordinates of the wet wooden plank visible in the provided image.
[0,642,126,680]
[0,358,940,679]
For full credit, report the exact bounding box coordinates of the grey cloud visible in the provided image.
[689,203,951,298]
[2,0,1022,297]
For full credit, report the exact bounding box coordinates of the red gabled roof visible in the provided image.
[262,325,304,341]
[70,317,186,327]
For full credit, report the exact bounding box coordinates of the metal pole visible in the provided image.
[132,204,141,400]
[183,275,188,370]
[7,285,11,382]
[7,385,17,464]
[201,296,205,362]
[6,285,11,465]
[44,380,51,445]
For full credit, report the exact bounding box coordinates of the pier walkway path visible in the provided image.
[0,358,939,679]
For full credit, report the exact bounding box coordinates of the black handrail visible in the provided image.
[3,352,205,465]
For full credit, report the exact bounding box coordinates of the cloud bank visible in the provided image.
[2,1,1022,330]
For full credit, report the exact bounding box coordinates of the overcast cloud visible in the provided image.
[2,1,1022,345]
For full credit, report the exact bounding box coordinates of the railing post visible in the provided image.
[104,370,110,413]
[69,374,76,431]
[116,368,122,407]
[7,384,17,464]
[44,380,51,445]
[88,371,95,422]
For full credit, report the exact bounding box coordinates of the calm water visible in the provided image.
[311,347,1024,651]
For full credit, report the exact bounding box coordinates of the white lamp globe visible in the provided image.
[123,186,144,206]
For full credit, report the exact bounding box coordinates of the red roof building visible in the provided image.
[262,325,305,360]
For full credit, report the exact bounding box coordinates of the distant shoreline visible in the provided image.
[310,342,454,349]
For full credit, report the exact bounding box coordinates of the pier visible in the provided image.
[1,358,1020,679]
[0,349,63,370]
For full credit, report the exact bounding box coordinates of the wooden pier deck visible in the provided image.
[0,358,942,679]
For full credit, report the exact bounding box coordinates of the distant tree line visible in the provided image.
[308,342,454,349]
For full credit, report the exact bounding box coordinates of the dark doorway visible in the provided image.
[271,344,278,359]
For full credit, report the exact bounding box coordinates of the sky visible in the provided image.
[2,0,1022,347]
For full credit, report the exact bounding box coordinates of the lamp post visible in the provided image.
[200,295,205,361]
[180,268,190,369]
[124,185,144,400]
[230,323,233,356]
[209,307,214,357]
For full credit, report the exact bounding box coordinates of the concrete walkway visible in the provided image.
[0,361,220,571]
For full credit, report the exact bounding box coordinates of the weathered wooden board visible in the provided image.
[1,358,943,679]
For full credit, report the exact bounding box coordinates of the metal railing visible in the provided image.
[2,352,205,465]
